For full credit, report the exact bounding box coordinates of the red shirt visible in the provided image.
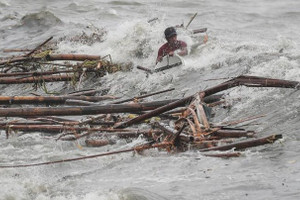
[157,40,187,60]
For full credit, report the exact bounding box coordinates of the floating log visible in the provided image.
[3,49,31,53]
[212,129,256,138]
[0,99,178,117]
[0,95,117,105]
[0,74,76,84]
[2,124,139,133]
[200,134,282,152]
[0,70,74,78]
[0,121,114,127]
[0,53,101,66]
[46,54,101,61]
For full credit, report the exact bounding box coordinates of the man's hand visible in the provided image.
[168,51,174,56]
[204,34,208,43]
[156,56,163,64]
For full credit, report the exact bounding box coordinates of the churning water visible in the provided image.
[0,0,299,199]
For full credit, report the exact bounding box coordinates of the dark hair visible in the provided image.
[164,27,177,39]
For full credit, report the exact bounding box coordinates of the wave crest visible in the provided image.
[20,11,62,28]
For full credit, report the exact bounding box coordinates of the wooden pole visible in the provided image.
[0,53,101,66]
[46,54,101,61]
[2,124,152,134]
[200,134,282,152]
[0,74,76,84]
[0,70,74,78]
[0,95,117,104]
[0,99,178,117]
[212,129,256,138]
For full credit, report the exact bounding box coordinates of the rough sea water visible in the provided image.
[0,0,300,199]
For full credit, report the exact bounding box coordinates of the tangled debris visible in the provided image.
[0,37,299,168]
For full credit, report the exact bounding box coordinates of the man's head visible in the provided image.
[164,27,177,40]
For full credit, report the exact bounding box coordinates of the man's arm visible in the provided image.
[177,41,188,56]
[156,46,164,64]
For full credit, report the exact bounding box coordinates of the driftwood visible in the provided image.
[3,124,157,135]
[115,75,299,128]
[0,53,101,66]
[0,95,117,105]
[200,134,282,152]
[0,99,178,117]
[0,70,74,78]
[3,48,31,53]
[0,121,114,127]
[46,54,101,61]
[0,74,296,168]
[0,74,77,84]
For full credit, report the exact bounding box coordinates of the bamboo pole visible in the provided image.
[0,95,117,104]
[2,124,141,133]
[0,70,74,78]
[0,53,101,66]
[3,49,31,53]
[0,120,115,127]
[212,129,256,138]
[46,54,101,61]
[0,74,76,84]
[200,134,282,152]
[0,99,178,117]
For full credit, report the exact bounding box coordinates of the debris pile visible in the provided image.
[0,37,299,168]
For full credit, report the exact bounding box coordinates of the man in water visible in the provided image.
[156,27,188,64]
